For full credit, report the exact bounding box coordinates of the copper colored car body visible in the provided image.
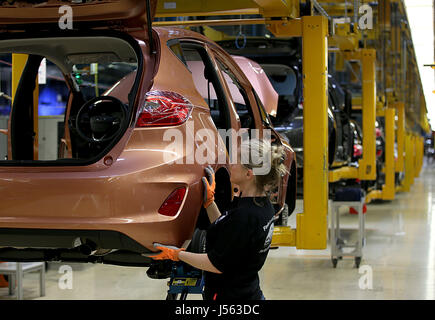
[0,0,296,267]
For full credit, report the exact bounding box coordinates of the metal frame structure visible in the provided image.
[155,1,331,249]
[324,0,428,203]
[329,48,377,183]
[154,0,430,249]
[6,1,427,251]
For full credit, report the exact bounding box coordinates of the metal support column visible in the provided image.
[382,107,395,200]
[11,53,39,160]
[329,48,377,183]
[358,49,377,181]
[395,102,405,173]
[412,134,418,179]
[420,136,424,174]
[296,15,329,249]
[402,132,414,191]
[415,136,423,177]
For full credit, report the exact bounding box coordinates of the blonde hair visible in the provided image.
[240,138,288,193]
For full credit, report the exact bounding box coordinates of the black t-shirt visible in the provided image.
[204,196,275,300]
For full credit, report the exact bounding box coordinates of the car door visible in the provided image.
[210,48,292,214]
[211,53,263,134]
[177,40,239,148]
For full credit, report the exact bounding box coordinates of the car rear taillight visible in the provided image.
[377,149,383,157]
[158,187,187,217]
[136,90,192,127]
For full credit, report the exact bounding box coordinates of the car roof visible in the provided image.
[0,0,157,30]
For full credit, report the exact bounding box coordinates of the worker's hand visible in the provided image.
[202,165,216,208]
[144,243,185,261]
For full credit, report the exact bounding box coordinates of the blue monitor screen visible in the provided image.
[38,85,67,116]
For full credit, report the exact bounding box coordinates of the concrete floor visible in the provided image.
[1,161,435,300]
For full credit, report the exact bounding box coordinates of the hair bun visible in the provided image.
[241,139,289,192]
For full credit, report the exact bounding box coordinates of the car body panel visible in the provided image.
[0,28,227,250]
[0,26,295,264]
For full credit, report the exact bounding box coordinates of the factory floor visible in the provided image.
[1,160,435,300]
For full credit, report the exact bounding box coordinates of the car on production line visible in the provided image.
[0,0,296,270]
[218,37,354,196]
[350,119,363,163]
[346,116,403,194]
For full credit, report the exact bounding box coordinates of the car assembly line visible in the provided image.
[0,0,433,302]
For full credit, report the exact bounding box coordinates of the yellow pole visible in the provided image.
[415,136,423,177]
[395,102,405,173]
[296,15,328,249]
[382,107,395,200]
[10,54,28,160]
[420,136,424,173]
[11,54,28,98]
[413,134,418,179]
[11,53,38,160]
[402,132,413,191]
[358,49,377,181]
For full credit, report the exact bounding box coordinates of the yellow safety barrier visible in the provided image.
[402,133,415,192]
[358,49,377,181]
[329,49,377,183]
[381,107,395,200]
[395,102,405,173]
[295,16,329,249]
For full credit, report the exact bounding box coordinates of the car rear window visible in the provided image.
[0,35,140,165]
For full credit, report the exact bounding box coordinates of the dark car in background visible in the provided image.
[348,114,388,192]
[350,119,363,163]
[218,37,354,196]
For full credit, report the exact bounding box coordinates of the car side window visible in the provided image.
[177,42,231,131]
[1,56,69,161]
[252,89,272,127]
[215,58,256,130]
[166,39,187,67]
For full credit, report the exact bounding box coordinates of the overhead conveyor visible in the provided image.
[321,0,429,203]
[155,0,329,249]
[329,48,377,183]
[154,0,431,250]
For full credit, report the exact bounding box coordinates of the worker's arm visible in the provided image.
[202,165,221,224]
[178,251,222,274]
[205,201,221,224]
[145,244,221,274]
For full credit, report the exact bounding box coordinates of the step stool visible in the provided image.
[0,262,45,300]
[330,188,366,268]
[166,261,204,300]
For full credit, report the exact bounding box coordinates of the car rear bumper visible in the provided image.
[0,228,156,266]
[0,149,204,251]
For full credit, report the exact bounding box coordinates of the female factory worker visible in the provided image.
[147,139,288,300]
